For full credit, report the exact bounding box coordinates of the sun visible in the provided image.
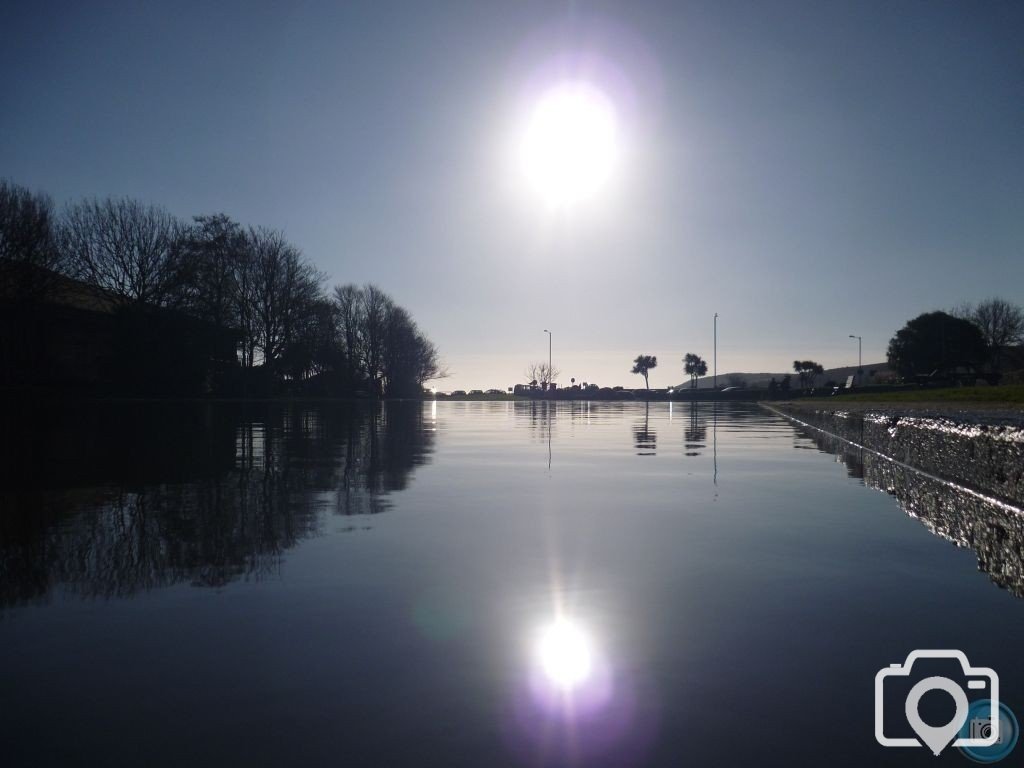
[520,82,619,208]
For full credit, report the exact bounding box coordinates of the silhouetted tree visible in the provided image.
[793,360,824,389]
[334,283,364,388]
[281,297,342,382]
[2,178,445,398]
[177,213,246,329]
[683,353,708,389]
[233,237,259,369]
[61,197,186,307]
[887,311,987,379]
[0,179,64,301]
[525,361,559,388]
[780,374,792,392]
[956,298,1024,375]
[326,283,442,397]
[0,181,66,388]
[381,304,441,397]
[244,227,324,373]
[631,354,657,390]
[359,283,392,396]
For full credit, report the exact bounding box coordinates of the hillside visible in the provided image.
[674,361,891,390]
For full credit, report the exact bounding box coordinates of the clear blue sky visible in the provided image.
[3,0,1021,389]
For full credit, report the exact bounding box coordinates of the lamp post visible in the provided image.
[848,334,862,384]
[713,313,718,390]
[543,329,552,390]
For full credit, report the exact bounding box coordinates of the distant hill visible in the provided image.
[674,362,891,390]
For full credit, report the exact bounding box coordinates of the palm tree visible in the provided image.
[631,354,657,390]
[683,353,708,389]
[793,360,825,389]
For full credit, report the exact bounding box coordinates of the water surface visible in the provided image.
[2,401,1022,767]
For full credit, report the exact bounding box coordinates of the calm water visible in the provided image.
[2,401,1023,767]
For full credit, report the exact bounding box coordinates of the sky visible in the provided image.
[2,0,1022,390]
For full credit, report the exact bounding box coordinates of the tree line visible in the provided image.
[0,179,442,396]
[783,301,1023,391]
[886,302,1024,382]
[522,352,712,393]
[522,297,1023,397]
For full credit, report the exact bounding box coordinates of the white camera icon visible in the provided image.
[875,650,999,755]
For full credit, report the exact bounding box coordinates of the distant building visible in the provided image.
[0,264,239,395]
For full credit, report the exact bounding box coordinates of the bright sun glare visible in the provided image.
[520,82,619,208]
[537,619,593,690]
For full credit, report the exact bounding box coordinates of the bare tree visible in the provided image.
[244,227,323,371]
[2,176,448,397]
[61,197,185,306]
[525,361,559,389]
[381,304,442,396]
[178,213,246,328]
[359,284,393,396]
[281,297,341,381]
[333,283,364,386]
[959,298,1024,373]
[233,241,259,368]
[330,283,443,396]
[0,180,64,301]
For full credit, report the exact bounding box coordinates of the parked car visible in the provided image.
[451,390,467,396]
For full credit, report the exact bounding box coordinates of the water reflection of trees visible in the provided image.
[520,400,556,444]
[0,402,433,607]
[634,403,656,456]
[684,402,707,454]
[798,424,1024,599]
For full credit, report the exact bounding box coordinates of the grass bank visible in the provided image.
[825,384,1024,405]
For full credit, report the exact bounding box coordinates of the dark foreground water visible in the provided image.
[2,401,1023,767]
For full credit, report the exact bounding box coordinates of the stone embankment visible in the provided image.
[766,402,1024,507]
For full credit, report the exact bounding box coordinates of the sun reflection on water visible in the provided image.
[509,611,654,764]
[536,619,593,691]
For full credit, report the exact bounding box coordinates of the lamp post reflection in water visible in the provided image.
[547,404,552,470]
[713,402,718,486]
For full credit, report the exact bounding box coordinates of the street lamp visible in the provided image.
[543,329,552,389]
[848,334,862,383]
[713,313,718,390]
